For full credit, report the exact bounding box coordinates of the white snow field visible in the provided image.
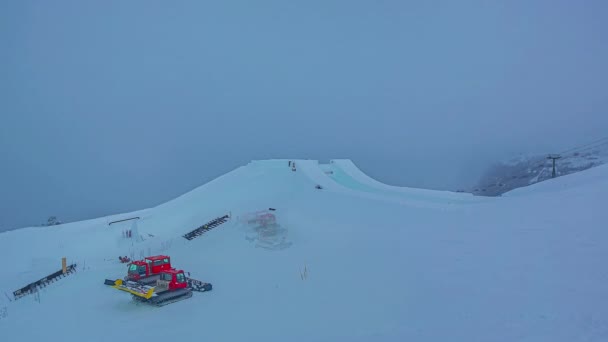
[1,159,607,342]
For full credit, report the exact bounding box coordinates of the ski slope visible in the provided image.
[1,159,607,341]
[321,159,479,204]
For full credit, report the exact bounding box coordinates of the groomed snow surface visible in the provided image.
[1,159,607,341]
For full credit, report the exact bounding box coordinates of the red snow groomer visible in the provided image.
[125,255,173,285]
[113,268,212,306]
[108,255,212,306]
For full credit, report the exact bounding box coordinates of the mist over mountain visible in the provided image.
[472,137,608,196]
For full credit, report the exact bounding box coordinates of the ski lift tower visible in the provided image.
[547,154,562,178]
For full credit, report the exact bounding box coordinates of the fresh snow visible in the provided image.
[475,139,608,196]
[1,159,607,341]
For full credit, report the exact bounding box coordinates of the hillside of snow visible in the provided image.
[473,138,608,196]
[1,159,607,341]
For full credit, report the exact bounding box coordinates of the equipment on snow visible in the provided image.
[119,256,131,263]
[13,264,77,300]
[112,269,212,307]
[183,214,230,241]
[107,254,212,306]
[124,255,172,285]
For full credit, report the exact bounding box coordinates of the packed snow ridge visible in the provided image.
[1,159,607,342]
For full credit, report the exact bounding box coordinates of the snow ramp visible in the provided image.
[294,159,349,191]
[325,159,479,204]
[296,160,466,209]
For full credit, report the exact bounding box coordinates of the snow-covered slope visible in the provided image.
[326,159,476,198]
[302,159,482,210]
[1,159,607,341]
[474,138,608,196]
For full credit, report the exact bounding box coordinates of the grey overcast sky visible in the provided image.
[1,1,607,230]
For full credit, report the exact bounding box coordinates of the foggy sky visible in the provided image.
[2,1,607,230]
